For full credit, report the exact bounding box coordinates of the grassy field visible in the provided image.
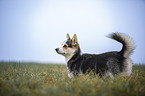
[0,62,145,96]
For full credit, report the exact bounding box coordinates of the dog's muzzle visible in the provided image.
[55,48,66,55]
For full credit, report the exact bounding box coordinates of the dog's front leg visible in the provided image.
[68,72,74,78]
[67,67,74,78]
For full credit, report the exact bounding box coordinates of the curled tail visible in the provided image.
[108,32,135,58]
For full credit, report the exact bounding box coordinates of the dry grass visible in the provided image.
[0,62,145,96]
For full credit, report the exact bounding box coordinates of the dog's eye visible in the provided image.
[63,45,67,48]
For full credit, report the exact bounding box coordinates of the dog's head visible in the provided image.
[55,33,79,61]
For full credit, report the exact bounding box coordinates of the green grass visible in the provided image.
[0,62,145,96]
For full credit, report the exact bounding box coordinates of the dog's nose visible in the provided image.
[55,48,59,52]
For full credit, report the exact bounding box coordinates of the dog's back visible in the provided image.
[81,52,123,74]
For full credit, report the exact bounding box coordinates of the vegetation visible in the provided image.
[0,62,145,96]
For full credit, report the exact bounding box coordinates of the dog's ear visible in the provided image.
[72,34,78,46]
[66,33,71,40]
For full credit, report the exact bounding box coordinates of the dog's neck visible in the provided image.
[67,47,81,66]
[65,54,75,63]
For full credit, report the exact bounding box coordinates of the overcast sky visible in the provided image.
[0,0,145,64]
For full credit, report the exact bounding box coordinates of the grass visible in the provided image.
[0,62,145,96]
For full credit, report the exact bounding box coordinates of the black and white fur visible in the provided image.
[55,33,135,79]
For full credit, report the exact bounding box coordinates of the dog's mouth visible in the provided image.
[57,52,66,55]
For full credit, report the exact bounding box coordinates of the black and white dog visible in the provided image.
[55,33,135,79]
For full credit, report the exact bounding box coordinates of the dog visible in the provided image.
[55,33,135,79]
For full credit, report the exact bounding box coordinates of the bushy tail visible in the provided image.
[108,32,135,58]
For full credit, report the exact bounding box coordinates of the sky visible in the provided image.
[0,0,145,64]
